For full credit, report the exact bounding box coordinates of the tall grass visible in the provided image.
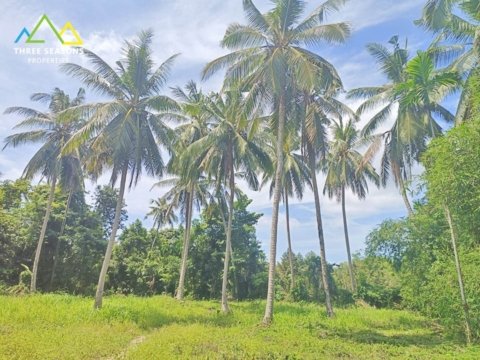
[0,295,477,359]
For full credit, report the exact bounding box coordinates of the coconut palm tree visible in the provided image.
[185,88,271,312]
[3,87,86,292]
[161,81,211,301]
[416,0,479,123]
[299,88,349,317]
[61,30,178,309]
[146,197,178,229]
[262,129,311,292]
[323,119,379,292]
[203,0,350,324]
[348,39,460,215]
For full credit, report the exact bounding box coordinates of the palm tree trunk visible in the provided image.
[444,204,472,344]
[399,177,413,215]
[31,174,57,292]
[284,188,295,292]
[219,199,238,300]
[176,186,194,300]
[341,185,356,293]
[94,163,128,309]
[263,93,286,325]
[49,189,73,290]
[309,151,334,317]
[221,154,235,313]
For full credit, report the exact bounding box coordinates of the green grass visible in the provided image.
[0,295,478,359]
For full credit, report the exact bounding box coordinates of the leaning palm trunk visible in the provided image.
[444,204,472,344]
[398,175,413,215]
[221,157,235,313]
[31,173,57,292]
[284,189,295,292]
[341,186,356,293]
[263,93,286,324]
[176,186,194,300]
[49,189,73,290]
[308,151,334,317]
[94,164,128,309]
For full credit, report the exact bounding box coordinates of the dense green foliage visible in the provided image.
[362,118,480,339]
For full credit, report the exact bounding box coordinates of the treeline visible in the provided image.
[0,178,400,309]
[0,184,266,299]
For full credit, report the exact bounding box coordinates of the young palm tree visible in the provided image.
[61,30,178,309]
[185,88,271,312]
[203,0,350,324]
[323,119,379,292]
[348,39,460,214]
[3,87,86,292]
[416,0,479,123]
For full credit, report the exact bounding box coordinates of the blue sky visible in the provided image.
[0,0,449,263]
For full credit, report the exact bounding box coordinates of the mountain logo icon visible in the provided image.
[15,14,83,46]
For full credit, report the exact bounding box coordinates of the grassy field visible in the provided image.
[0,295,478,359]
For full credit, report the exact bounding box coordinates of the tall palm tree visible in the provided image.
[262,130,311,292]
[163,81,210,301]
[3,87,86,292]
[203,0,350,324]
[323,119,379,292]
[348,39,460,215]
[299,88,349,317]
[416,0,479,123]
[61,30,178,309]
[185,88,271,312]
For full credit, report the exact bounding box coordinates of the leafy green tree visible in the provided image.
[188,194,266,300]
[422,118,480,343]
[110,220,182,296]
[61,31,178,308]
[3,88,86,292]
[204,0,350,323]
[93,185,128,237]
[323,119,379,292]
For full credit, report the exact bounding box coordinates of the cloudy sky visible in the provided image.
[0,0,450,263]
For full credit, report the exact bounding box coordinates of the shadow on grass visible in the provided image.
[98,302,239,330]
